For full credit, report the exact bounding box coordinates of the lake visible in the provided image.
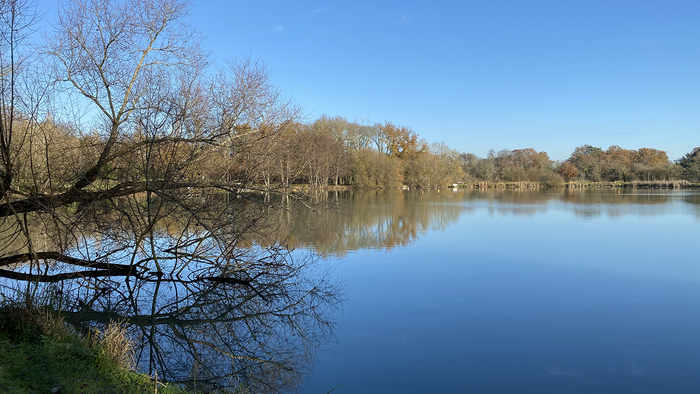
[297,188,700,394]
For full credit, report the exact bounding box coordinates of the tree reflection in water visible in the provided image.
[0,197,342,394]
[3,189,697,392]
[274,189,700,256]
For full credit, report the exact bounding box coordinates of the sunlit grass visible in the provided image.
[0,305,189,394]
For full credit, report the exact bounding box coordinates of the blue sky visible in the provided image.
[36,0,700,161]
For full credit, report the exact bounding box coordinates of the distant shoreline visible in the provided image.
[291,181,700,192]
[460,180,698,189]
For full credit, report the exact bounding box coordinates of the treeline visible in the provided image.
[12,113,699,190]
[229,115,463,189]
[462,145,700,185]
[229,114,700,187]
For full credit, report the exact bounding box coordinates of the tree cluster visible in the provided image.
[243,115,465,189]
[562,145,679,182]
[282,115,694,187]
[458,144,696,185]
[460,148,563,185]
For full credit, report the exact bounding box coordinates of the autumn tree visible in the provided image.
[308,116,352,185]
[350,148,402,188]
[492,148,556,182]
[403,151,440,188]
[600,145,635,181]
[636,148,669,165]
[557,161,579,181]
[345,119,375,151]
[568,145,604,181]
[459,151,497,181]
[379,122,424,159]
[567,145,678,182]
[311,114,347,141]
[632,148,673,181]
[429,141,464,184]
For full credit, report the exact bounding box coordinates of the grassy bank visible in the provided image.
[0,305,189,394]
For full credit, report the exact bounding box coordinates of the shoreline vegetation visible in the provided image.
[206,115,700,190]
[290,179,698,193]
[0,305,192,394]
[461,180,696,189]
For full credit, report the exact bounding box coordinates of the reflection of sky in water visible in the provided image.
[301,190,700,394]
[468,191,700,221]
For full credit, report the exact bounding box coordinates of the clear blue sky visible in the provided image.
[37,0,700,161]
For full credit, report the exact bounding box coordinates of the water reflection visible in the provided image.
[279,189,700,256]
[2,248,340,393]
[2,188,699,392]
[297,189,700,394]
[0,195,342,393]
[278,190,467,256]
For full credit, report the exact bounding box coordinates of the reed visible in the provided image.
[627,180,690,189]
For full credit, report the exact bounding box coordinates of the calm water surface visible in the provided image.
[297,189,700,394]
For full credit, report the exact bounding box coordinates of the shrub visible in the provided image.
[540,172,565,187]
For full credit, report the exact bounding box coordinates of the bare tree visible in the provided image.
[211,58,300,138]
[46,0,205,190]
[0,1,336,392]
[0,0,41,196]
[0,0,303,275]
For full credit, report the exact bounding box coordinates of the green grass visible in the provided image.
[0,305,190,394]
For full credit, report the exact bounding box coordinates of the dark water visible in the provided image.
[298,189,700,394]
